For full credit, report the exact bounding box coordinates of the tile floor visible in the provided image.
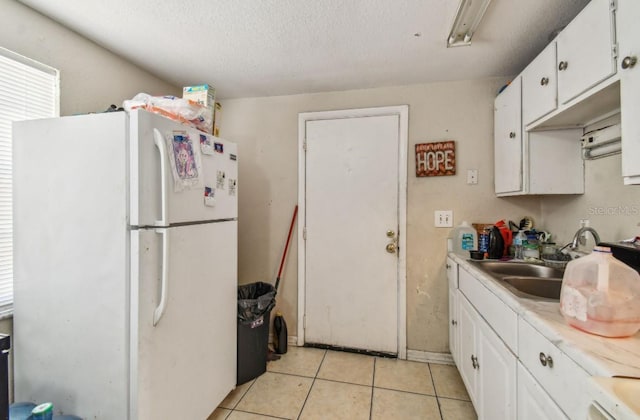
[209,346,477,420]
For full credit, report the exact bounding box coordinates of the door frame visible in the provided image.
[297,105,408,359]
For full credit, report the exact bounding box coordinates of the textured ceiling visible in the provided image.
[18,0,590,99]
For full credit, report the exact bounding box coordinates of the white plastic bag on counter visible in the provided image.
[123,92,213,133]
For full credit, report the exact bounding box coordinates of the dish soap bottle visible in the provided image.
[450,221,477,257]
[560,246,640,337]
[273,312,288,354]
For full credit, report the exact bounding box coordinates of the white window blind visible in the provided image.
[0,48,59,316]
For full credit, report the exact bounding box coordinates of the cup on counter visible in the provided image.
[541,243,558,256]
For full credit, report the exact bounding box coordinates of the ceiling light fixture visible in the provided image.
[446,0,492,48]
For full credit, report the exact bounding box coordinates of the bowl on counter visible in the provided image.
[469,250,485,260]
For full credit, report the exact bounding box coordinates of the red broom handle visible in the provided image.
[276,205,298,289]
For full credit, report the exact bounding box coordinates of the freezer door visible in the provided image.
[131,221,237,420]
[130,110,238,226]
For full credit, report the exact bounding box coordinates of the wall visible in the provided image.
[0,0,180,116]
[541,154,640,246]
[221,78,543,355]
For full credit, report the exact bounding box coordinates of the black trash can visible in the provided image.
[237,282,276,385]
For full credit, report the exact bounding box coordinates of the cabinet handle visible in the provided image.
[622,56,637,70]
[539,352,554,368]
[451,320,457,326]
[509,132,516,139]
[446,264,451,269]
[471,355,479,369]
[540,77,549,86]
[558,61,568,71]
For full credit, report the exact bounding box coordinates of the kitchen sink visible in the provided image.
[468,260,564,300]
[502,276,563,300]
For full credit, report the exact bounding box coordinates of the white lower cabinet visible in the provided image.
[457,293,517,419]
[517,363,568,420]
[450,259,593,419]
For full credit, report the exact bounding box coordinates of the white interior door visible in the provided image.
[302,112,403,354]
[132,221,237,420]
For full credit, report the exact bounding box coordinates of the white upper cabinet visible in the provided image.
[556,0,617,105]
[522,42,558,125]
[494,78,522,195]
[617,0,640,185]
[494,76,583,197]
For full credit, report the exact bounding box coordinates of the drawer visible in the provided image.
[459,267,518,352]
[518,318,591,419]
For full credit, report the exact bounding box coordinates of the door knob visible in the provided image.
[386,243,397,253]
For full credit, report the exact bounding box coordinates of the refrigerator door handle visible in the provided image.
[152,129,168,227]
[153,228,170,326]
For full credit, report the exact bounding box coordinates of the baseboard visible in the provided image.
[268,333,298,346]
[406,350,454,365]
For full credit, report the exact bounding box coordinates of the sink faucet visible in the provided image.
[570,227,601,250]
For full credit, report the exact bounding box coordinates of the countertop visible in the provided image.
[449,253,640,378]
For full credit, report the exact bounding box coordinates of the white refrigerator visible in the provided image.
[12,110,237,419]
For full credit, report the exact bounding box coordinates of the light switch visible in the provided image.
[435,210,453,227]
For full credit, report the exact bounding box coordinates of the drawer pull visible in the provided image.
[558,61,568,71]
[446,264,451,269]
[540,77,549,86]
[451,320,457,326]
[509,132,516,139]
[539,352,554,368]
[622,56,637,70]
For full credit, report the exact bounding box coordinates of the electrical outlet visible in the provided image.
[435,210,453,228]
[467,169,478,185]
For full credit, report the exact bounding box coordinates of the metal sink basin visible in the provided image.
[468,260,564,279]
[468,260,564,300]
[502,276,562,300]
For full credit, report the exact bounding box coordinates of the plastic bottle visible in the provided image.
[478,228,490,253]
[450,221,478,257]
[9,402,37,420]
[273,312,288,354]
[514,230,526,259]
[560,246,640,337]
[32,402,53,420]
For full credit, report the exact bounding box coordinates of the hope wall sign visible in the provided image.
[415,141,456,177]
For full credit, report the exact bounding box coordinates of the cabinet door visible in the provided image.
[618,0,640,184]
[447,259,459,365]
[457,293,479,406]
[494,77,523,194]
[522,42,557,125]
[557,0,616,104]
[449,285,459,365]
[478,320,517,420]
[518,363,568,420]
